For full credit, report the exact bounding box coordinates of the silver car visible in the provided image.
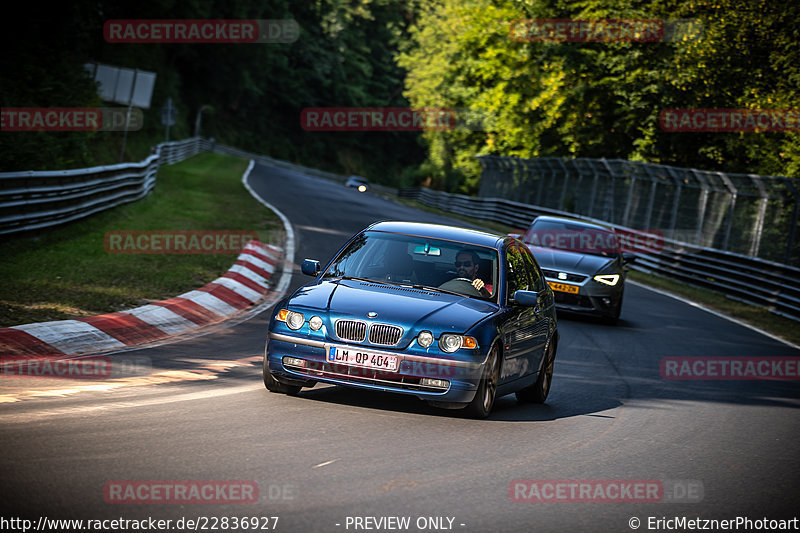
[518,216,635,324]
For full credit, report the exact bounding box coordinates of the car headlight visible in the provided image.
[417,331,434,348]
[438,334,478,353]
[593,274,620,286]
[278,309,305,330]
[309,316,323,331]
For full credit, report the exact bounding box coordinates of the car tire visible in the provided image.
[516,338,556,404]
[463,345,500,418]
[263,345,301,396]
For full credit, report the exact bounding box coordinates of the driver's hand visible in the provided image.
[472,278,485,291]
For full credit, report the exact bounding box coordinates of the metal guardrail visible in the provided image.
[0,137,211,236]
[5,136,796,320]
[399,186,800,322]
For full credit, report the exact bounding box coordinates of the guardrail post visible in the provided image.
[536,159,547,206]
[557,158,570,211]
[588,161,600,218]
[600,158,616,223]
[782,178,799,265]
[643,165,658,231]
[748,174,769,257]
[663,166,683,240]
[690,169,710,246]
[622,162,637,227]
[712,171,738,252]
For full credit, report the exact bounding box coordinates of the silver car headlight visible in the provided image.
[593,274,620,286]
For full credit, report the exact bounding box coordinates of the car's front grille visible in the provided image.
[542,269,588,283]
[368,324,403,346]
[335,320,367,342]
[335,319,403,346]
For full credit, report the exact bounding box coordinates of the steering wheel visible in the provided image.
[438,278,482,297]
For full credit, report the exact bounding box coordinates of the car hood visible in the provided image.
[287,279,497,334]
[528,245,614,274]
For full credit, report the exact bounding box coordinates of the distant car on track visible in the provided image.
[518,215,634,323]
[345,175,369,192]
[264,221,559,418]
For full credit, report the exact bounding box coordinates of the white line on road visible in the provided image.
[312,459,340,469]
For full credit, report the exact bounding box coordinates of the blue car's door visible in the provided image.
[498,244,549,382]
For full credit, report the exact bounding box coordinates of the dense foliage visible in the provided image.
[1,0,424,182]
[399,0,800,192]
[2,0,798,192]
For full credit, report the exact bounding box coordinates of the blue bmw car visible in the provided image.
[264,221,559,418]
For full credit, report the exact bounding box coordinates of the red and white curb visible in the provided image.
[0,240,281,357]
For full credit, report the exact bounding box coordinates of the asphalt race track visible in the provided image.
[2,162,799,533]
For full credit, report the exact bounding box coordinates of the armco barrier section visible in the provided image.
[398,186,800,322]
[0,137,212,236]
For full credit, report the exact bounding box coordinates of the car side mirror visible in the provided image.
[512,290,538,307]
[301,259,321,276]
[622,253,636,264]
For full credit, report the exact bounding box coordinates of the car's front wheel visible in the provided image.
[516,338,556,404]
[263,345,301,395]
[463,345,500,418]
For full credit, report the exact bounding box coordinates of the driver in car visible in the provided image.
[455,249,492,297]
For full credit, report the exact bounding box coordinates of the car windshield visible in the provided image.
[524,220,619,257]
[323,231,499,302]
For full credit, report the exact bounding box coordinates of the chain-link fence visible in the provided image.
[477,156,800,266]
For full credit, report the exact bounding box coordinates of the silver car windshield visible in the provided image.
[524,220,619,257]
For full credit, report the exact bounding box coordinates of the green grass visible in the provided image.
[394,197,800,347]
[0,153,279,327]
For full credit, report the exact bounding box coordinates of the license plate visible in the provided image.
[326,346,399,372]
[548,281,579,294]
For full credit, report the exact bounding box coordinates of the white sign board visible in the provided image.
[85,62,156,109]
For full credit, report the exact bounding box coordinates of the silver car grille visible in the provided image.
[335,320,403,346]
[368,323,403,346]
[335,320,367,342]
[542,269,587,283]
